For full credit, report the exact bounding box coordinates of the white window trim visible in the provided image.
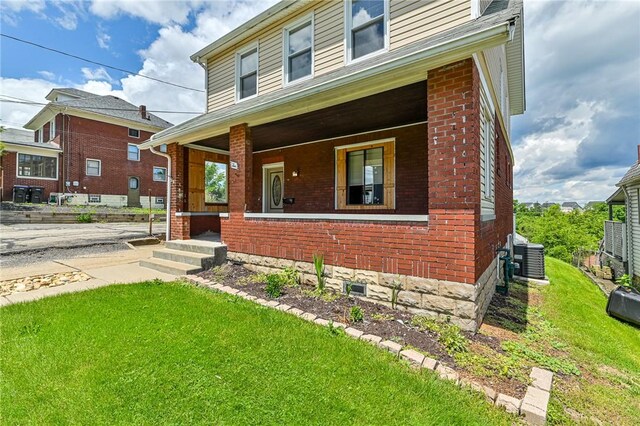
[283,14,314,86]
[481,106,494,202]
[153,166,167,182]
[37,128,43,143]
[344,0,390,65]
[128,128,140,138]
[49,119,56,140]
[128,143,140,161]
[16,152,59,181]
[235,43,259,102]
[86,158,102,177]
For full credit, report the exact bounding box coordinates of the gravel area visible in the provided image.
[0,242,131,268]
[198,263,528,398]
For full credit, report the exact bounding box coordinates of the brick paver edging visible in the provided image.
[186,276,553,425]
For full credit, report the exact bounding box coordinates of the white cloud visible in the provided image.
[37,70,56,80]
[0,0,45,25]
[0,77,56,128]
[89,0,204,25]
[96,25,111,49]
[81,67,113,82]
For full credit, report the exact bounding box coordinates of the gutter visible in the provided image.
[148,145,172,241]
[143,21,511,149]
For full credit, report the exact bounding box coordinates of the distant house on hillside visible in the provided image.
[584,201,604,210]
[541,202,559,209]
[1,88,173,207]
[561,202,582,213]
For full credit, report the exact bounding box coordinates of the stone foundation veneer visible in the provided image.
[227,252,498,332]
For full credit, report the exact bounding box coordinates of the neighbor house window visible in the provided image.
[49,119,56,140]
[237,46,258,100]
[347,0,388,61]
[153,166,167,182]
[128,128,140,138]
[128,144,140,161]
[336,139,394,209]
[285,18,313,83]
[205,161,228,203]
[17,153,57,179]
[86,159,101,176]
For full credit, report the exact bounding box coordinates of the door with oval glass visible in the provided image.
[263,164,284,213]
[127,176,141,207]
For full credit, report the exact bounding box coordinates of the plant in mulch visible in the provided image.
[281,266,300,287]
[371,313,394,321]
[411,316,468,355]
[265,274,286,298]
[327,321,345,337]
[349,306,364,323]
[345,282,353,297]
[313,253,326,292]
[390,280,402,309]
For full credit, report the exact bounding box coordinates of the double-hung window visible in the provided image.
[347,0,388,61]
[153,166,167,182]
[128,144,140,161]
[86,159,101,176]
[237,46,258,100]
[285,18,313,83]
[336,139,395,209]
[49,119,56,140]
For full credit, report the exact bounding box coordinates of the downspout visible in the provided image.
[149,146,171,241]
[622,186,633,276]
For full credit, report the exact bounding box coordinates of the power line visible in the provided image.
[1,33,205,93]
[0,97,203,115]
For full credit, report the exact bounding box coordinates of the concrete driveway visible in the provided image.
[0,222,159,254]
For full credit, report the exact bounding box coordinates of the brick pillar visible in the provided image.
[228,124,253,213]
[427,58,481,284]
[168,143,190,240]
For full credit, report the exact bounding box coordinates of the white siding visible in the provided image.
[315,0,344,76]
[628,185,640,277]
[483,45,510,134]
[389,0,471,50]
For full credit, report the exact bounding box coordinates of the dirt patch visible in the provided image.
[198,263,529,398]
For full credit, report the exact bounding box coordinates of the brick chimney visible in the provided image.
[637,144,640,162]
[139,105,147,120]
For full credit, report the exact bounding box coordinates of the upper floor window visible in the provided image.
[347,0,388,62]
[128,128,140,138]
[237,46,258,100]
[128,143,140,161]
[37,128,43,143]
[285,18,313,83]
[49,119,56,140]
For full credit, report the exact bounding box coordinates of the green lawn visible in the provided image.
[542,258,640,425]
[1,282,510,425]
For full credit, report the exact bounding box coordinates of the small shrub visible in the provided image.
[411,315,468,355]
[313,253,325,292]
[345,282,353,297]
[77,213,92,223]
[209,265,230,283]
[616,274,631,287]
[390,280,402,309]
[281,266,300,287]
[371,313,394,321]
[237,272,267,286]
[349,306,364,323]
[265,273,286,299]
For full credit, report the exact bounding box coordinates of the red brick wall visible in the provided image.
[58,115,167,197]
[251,124,428,214]
[1,151,61,201]
[169,143,189,240]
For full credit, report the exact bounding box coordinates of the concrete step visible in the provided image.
[153,248,216,268]
[139,258,202,276]
[165,240,227,257]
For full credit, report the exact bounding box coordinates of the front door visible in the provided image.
[127,176,141,207]
[265,166,284,212]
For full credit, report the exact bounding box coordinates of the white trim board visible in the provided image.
[243,213,428,222]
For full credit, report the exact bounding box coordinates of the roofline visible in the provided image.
[144,21,512,148]
[190,0,307,64]
[23,103,171,133]
[2,141,62,153]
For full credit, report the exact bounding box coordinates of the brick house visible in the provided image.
[1,88,173,207]
[141,0,526,331]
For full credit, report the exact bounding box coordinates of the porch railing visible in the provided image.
[604,220,626,261]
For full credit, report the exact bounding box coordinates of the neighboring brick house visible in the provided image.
[1,88,173,207]
[141,0,526,331]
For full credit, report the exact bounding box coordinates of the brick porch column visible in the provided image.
[168,142,190,240]
[427,58,481,284]
[228,123,253,214]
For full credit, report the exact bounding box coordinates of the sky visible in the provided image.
[1,0,639,204]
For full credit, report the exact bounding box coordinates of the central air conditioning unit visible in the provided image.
[513,243,545,279]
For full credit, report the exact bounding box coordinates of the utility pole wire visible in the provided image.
[0,97,204,115]
[1,33,205,93]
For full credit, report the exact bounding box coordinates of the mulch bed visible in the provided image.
[198,263,529,398]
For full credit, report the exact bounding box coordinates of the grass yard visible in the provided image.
[1,281,510,425]
[541,258,640,425]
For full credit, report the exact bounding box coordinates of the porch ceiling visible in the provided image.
[190,82,427,152]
